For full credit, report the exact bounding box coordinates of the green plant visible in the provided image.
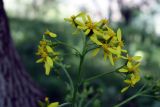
[36,12,160,107]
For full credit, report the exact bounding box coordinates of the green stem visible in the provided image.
[141,94,157,98]
[86,46,100,54]
[84,70,115,82]
[114,83,147,107]
[54,40,81,55]
[84,93,99,107]
[83,65,126,83]
[72,36,87,107]
[59,103,71,107]
[114,93,141,107]
[57,62,74,96]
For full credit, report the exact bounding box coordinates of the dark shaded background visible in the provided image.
[3,0,160,106]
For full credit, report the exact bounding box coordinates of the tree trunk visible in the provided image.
[0,0,44,107]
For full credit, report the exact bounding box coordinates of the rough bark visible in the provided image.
[0,0,44,107]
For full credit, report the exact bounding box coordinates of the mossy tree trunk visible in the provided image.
[0,0,44,107]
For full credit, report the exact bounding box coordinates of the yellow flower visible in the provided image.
[36,35,59,75]
[48,102,59,107]
[45,97,59,107]
[118,55,142,92]
[45,30,57,38]
[121,71,140,93]
[64,12,86,27]
[90,34,122,65]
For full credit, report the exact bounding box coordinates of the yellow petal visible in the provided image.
[124,79,132,84]
[132,56,142,61]
[45,30,57,38]
[119,68,128,72]
[36,58,44,63]
[48,102,59,107]
[117,28,122,41]
[77,26,87,30]
[46,56,53,67]
[79,12,87,22]
[122,49,127,53]
[117,46,121,57]
[134,63,141,68]
[87,15,92,23]
[108,48,118,55]
[85,29,91,35]
[121,86,130,93]
[127,62,132,69]
[64,18,72,22]
[93,29,103,36]
[121,56,127,59]
[109,53,114,65]
[77,12,85,17]
[92,48,100,56]
[90,35,103,45]
[74,20,84,26]
[103,53,107,61]
[102,34,110,40]
[44,62,51,75]
[46,46,54,53]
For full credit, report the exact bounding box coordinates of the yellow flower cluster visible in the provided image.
[65,12,127,65]
[65,12,142,92]
[119,55,141,92]
[36,30,59,75]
